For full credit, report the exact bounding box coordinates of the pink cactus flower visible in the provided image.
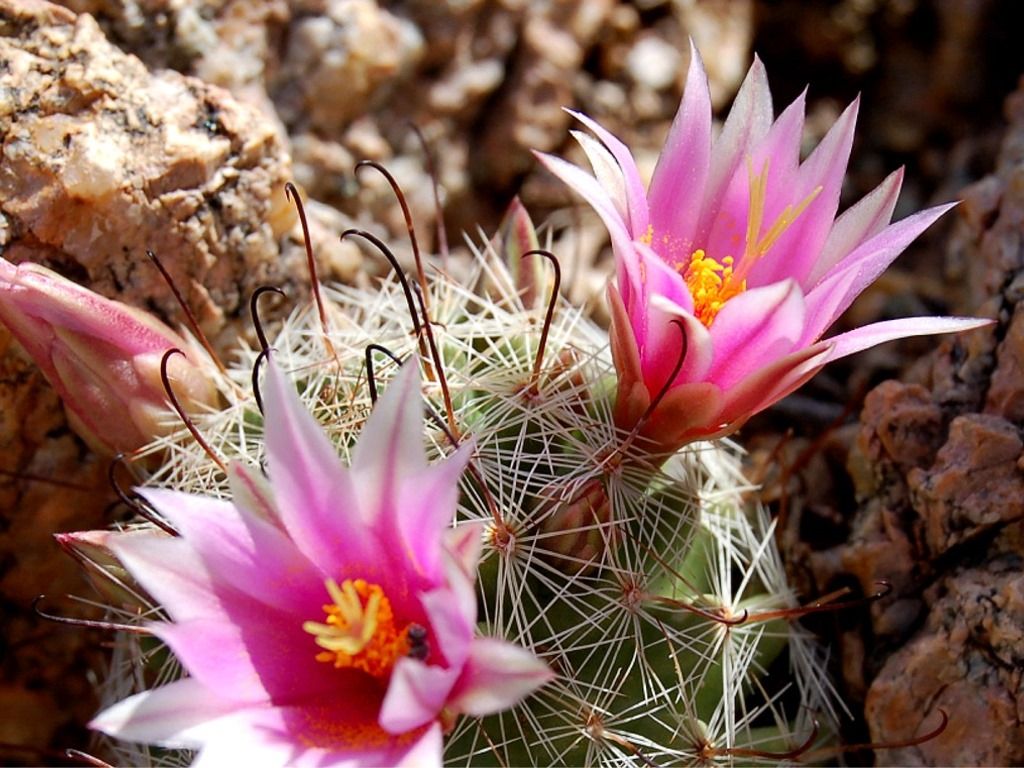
[538,45,990,451]
[89,359,552,766]
[0,257,215,454]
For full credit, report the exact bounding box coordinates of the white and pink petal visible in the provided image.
[446,637,555,717]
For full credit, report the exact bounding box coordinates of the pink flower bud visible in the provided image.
[492,196,550,309]
[0,258,217,454]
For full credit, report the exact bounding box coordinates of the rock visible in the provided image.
[273,0,423,135]
[910,414,1024,553]
[867,559,1024,765]
[0,0,296,340]
[986,306,1024,421]
[625,34,681,92]
[473,1,614,192]
[858,381,946,476]
[818,74,1024,765]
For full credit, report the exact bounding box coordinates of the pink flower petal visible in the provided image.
[799,267,860,348]
[647,293,714,383]
[262,359,373,577]
[109,533,223,623]
[89,678,235,748]
[706,280,806,389]
[418,576,476,669]
[823,316,994,361]
[138,486,321,615]
[641,381,724,448]
[808,167,905,285]
[802,203,955,339]
[395,723,443,768]
[191,699,432,767]
[442,523,484,581]
[573,130,633,224]
[0,258,183,354]
[535,151,639,299]
[379,658,458,734]
[647,41,712,253]
[352,361,473,581]
[154,613,345,707]
[717,343,834,429]
[227,461,282,526]
[566,108,650,236]
[699,55,773,241]
[703,90,807,269]
[608,283,651,428]
[749,97,860,287]
[447,637,554,717]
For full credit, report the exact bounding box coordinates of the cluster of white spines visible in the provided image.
[123,249,835,766]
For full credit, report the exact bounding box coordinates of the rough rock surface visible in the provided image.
[0,0,297,337]
[789,78,1024,766]
[866,557,1024,765]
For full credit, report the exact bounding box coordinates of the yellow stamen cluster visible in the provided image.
[303,578,411,678]
[674,160,822,327]
[684,250,743,326]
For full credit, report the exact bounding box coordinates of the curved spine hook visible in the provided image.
[145,249,227,377]
[284,182,336,358]
[744,580,894,625]
[249,285,286,354]
[355,160,429,309]
[410,123,449,263]
[805,709,949,762]
[251,347,273,416]
[412,282,457,436]
[108,454,178,536]
[161,348,227,474]
[341,229,426,357]
[364,343,405,405]
[722,718,820,760]
[520,249,561,390]
[603,318,688,463]
[640,318,688,426]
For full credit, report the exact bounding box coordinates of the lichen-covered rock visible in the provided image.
[0,0,296,338]
[910,414,1024,552]
[867,558,1024,765]
[799,76,1024,765]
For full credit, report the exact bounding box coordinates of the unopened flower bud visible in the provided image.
[491,196,552,310]
[0,258,217,454]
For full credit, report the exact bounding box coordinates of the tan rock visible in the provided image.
[274,0,423,135]
[0,0,296,340]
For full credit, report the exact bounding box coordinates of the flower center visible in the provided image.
[683,250,743,326]
[654,160,822,328]
[303,578,417,678]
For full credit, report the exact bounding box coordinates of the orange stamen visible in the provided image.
[675,159,822,327]
[303,578,414,678]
